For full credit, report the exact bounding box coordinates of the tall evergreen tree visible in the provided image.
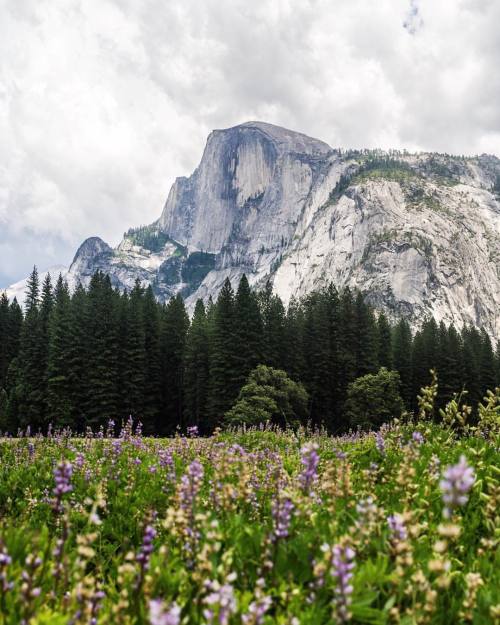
[461,326,482,409]
[233,275,263,391]
[85,272,121,425]
[0,293,10,390]
[479,330,497,399]
[142,285,162,433]
[392,318,413,408]
[161,294,189,433]
[338,288,357,390]
[435,323,465,408]
[119,281,146,421]
[67,284,90,429]
[13,267,46,429]
[47,276,74,426]
[377,312,393,370]
[353,291,378,377]
[184,299,210,430]
[208,278,238,426]
[259,282,287,371]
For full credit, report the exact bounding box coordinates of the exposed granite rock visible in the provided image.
[7,122,500,339]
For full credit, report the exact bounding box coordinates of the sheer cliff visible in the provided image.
[8,122,500,338]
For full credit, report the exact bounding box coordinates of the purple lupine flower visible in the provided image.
[187,425,199,437]
[439,455,475,519]
[387,513,407,541]
[137,524,157,570]
[52,460,73,513]
[271,497,294,541]
[375,431,385,454]
[298,443,319,494]
[203,576,237,625]
[179,460,204,512]
[330,543,356,623]
[412,431,424,445]
[0,545,13,592]
[149,599,181,625]
[242,595,272,624]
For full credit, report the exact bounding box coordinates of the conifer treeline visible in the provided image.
[0,268,499,434]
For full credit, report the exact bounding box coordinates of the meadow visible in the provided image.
[0,410,498,624]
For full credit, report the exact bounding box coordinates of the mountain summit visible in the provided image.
[7,122,500,338]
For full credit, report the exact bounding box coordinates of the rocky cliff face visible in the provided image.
[7,121,500,339]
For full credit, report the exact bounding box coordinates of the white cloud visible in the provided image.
[0,0,499,286]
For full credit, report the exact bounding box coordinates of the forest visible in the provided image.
[0,267,499,435]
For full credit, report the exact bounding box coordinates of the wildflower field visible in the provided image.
[0,416,499,625]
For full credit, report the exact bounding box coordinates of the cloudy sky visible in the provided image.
[1,0,499,287]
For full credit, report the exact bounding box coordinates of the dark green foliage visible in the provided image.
[479,330,497,400]
[224,365,309,427]
[160,295,189,433]
[142,286,162,433]
[259,282,287,371]
[124,225,172,253]
[392,319,413,407]
[181,252,216,290]
[84,272,121,424]
[47,276,74,427]
[0,294,21,392]
[184,299,210,431]
[329,157,415,202]
[345,368,404,429]
[354,291,378,377]
[233,275,263,390]
[208,278,238,426]
[11,267,47,429]
[377,312,393,369]
[119,281,146,421]
[0,265,498,434]
[436,323,464,408]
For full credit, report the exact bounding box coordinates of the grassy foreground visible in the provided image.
[0,420,498,624]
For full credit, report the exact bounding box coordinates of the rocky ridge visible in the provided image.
[6,121,500,339]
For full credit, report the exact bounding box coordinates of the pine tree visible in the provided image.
[479,330,497,399]
[461,326,482,409]
[377,312,393,370]
[184,299,210,430]
[411,318,439,409]
[67,283,90,429]
[233,275,263,391]
[338,288,357,390]
[283,297,306,383]
[301,292,328,424]
[208,278,238,426]
[47,276,74,427]
[259,282,287,371]
[14,267,46,429]
[119,281,146,421]
[160,294,189,433]
[85,272,121,425]
[435,323,464,409]
[353,291,379,377]
[0,293,10,390]
[495,340,500,386]
[142,285,162,433]
[392,318,413,408]
[8,299,23,362]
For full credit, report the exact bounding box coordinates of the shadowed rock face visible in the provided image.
[11,121,500,339]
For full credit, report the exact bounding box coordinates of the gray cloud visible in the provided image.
[1,0,499,286]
